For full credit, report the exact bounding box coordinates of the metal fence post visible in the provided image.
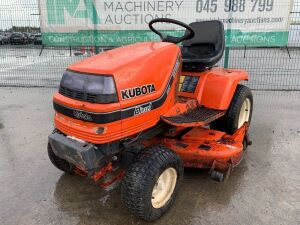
[92,2,100,54]
[224,1,233,68]
[224,47,230,68]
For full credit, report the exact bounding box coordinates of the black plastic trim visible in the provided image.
[53,102,122,124]
[59,70,119,104]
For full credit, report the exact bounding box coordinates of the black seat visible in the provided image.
[181,21,225,72]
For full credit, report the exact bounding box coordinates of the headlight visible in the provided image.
[59,70,118,104]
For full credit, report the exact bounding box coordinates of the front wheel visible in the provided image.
[121,145,183,221]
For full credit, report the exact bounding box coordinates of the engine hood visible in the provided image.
[68,42,181,108]
[68,42,179,75]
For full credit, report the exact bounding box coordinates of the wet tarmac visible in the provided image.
[0,88,299,225]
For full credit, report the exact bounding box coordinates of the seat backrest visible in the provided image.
[182,21,225,68]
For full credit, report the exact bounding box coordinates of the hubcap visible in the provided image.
[151,168,177,209]
[238,98,251,128]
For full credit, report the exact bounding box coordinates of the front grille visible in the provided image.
[87,93,97,102]
[59,86,118,104]
[59,86,88,102]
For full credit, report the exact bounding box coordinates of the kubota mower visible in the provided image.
[48,18,253,221]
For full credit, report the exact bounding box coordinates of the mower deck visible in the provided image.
[144,123,249,174]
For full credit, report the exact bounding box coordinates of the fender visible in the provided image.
[200,69,249,110]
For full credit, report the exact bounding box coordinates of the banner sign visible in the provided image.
[39,0,293,47]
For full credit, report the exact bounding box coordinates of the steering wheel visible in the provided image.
[149,18,195,44]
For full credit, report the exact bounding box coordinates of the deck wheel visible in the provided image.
[210,170,225,182]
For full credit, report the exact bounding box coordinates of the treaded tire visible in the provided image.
[48,143,75,174]
[121,145,183,221]
[211,84,253,134]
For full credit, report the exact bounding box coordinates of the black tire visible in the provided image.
[121,145,183,221]
[211,84,253,134]
[47,143,75,174]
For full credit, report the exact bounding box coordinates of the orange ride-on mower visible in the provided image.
[48,18,253,221]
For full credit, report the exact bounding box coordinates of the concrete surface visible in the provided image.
[0,88,299,225]
[0,46,300,90]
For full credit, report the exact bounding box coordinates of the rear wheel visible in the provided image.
[211,84,253,134]
[121,145,183,221]
[47,143,75,174]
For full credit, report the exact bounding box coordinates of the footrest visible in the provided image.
[161,107,225,127]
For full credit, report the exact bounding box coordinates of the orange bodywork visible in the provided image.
[54,42,180,144]
[177,68,248,110]
[52,42,248,150]
[160,68,248,127]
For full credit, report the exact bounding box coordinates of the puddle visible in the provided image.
[0,123,4,129]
